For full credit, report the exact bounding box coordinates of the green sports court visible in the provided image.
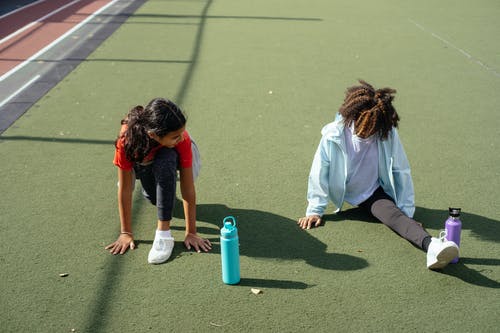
[0,0,499,332]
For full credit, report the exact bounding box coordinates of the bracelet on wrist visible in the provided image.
[120,231,133,236]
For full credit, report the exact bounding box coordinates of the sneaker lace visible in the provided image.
[438,230,447,241]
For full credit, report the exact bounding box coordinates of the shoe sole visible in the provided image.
[428,246,459,270]
[148,250,173,264]
[148,255,172,264]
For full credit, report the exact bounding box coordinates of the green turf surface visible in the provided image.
[1,0,499,332]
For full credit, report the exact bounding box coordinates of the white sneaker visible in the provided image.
[148,236,175,264]
[426,231,459,270]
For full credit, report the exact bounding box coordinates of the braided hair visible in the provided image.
[338,80,399,140]
[116,98,186,162]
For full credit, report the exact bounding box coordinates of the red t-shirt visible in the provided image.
[113,126,192,171]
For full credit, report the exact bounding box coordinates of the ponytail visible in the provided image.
[115,98,186,163]
[117,105,155,162]
[339,80,399,139]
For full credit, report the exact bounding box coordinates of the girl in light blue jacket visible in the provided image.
[298,80,458,269]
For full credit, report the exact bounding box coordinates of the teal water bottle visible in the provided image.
[220,216,240,284]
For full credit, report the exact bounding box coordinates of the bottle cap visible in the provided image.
[221,216,237,238]
[449,207,461,217]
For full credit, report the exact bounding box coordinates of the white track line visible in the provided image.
[0,0,121,83]
[0,21,37,45]
[409,19,500,78]
[0,74,40,108]
[0,0,46,20]
[0,0,82,45]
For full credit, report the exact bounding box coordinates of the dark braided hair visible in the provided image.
[116,98,186,162]
[338,80,399,140]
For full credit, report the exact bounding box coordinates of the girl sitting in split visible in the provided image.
[298,80,458,269]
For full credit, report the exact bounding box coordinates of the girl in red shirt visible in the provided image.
[105,98,211,264]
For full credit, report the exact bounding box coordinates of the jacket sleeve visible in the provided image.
[306,136,331,216]
[391,129,415,218]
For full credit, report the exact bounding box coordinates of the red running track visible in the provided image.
[0,0,113,78]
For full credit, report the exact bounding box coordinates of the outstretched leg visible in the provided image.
[359,187,430,250]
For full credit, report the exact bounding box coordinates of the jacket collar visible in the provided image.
[321,117,345,141]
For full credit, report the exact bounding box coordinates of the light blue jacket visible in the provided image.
[306,116,415,218]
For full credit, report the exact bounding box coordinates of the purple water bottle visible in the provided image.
[445,207,462,264]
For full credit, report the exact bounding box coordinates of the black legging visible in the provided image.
[359,186,430,250]
[134,147,178,222]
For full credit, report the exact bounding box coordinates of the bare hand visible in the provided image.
[105,234,136,255]
[297,215,322,229]
[184,233,212,253]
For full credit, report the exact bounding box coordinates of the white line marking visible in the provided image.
[0,21,37,45]
[0,0,82,45]
[0,0,46,20]
[409,18,500,78]
[0,0,121,83]
[0,74,40,108]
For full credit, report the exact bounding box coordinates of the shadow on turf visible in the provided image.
[415,207,500,289]
[438,258,500,289]
[0,135,114,145]
[173,201,369,272]
[97,12,323,22]
[238,278,310,290]
[323,206,500,244]
[323,206,500,288]
[133,239,313,289]
[414,207,500,244]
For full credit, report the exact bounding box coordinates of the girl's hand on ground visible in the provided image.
[298,215,322,229]
[184,233,212,253]
[105,234,136,255]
